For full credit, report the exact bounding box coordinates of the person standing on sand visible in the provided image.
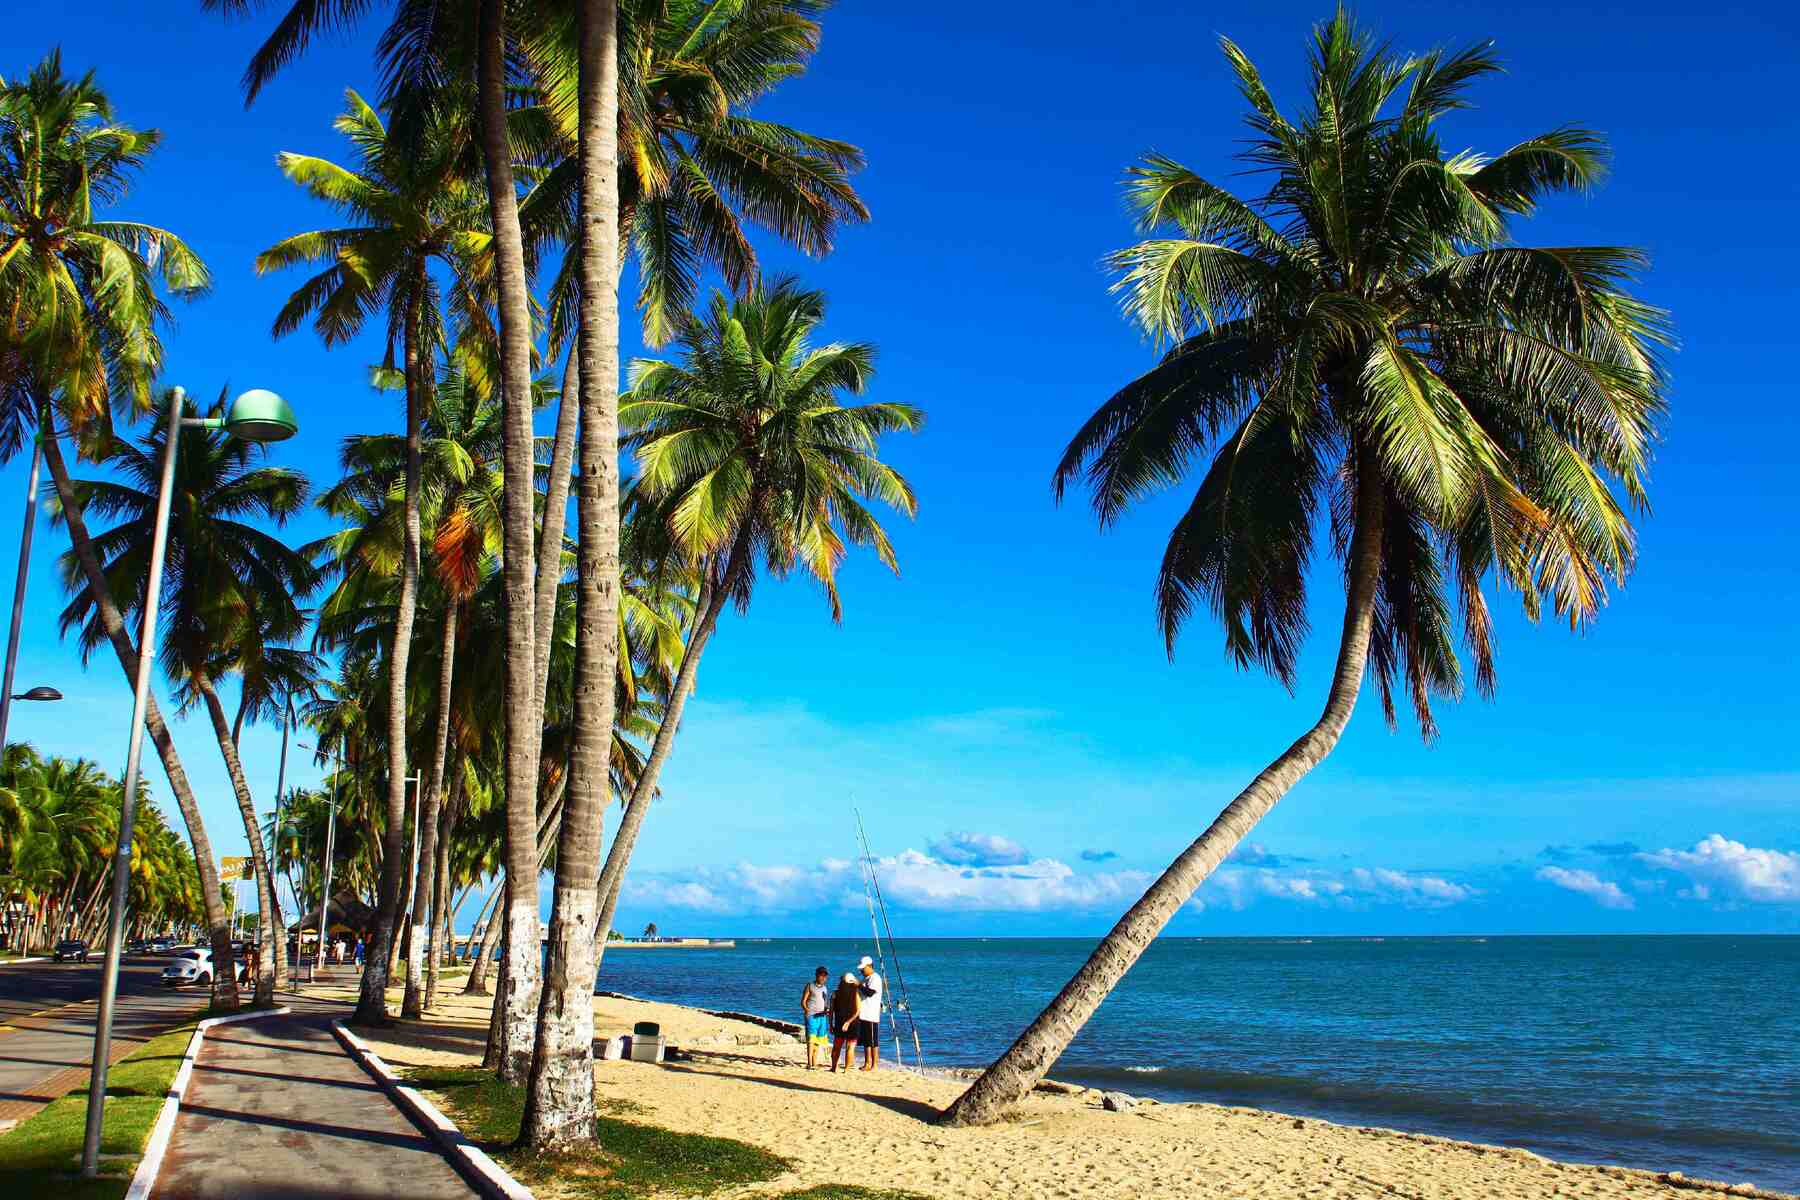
[801,966,832,1069]
[855,955,884,1072]
[830,972,861,1072]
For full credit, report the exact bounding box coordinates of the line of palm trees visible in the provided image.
[1,1,1671,1147]
[0,745,209,951]
[2,0,919,1148]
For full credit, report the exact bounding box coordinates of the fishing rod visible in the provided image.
[852,812,899,1067]
[855,809,925,1069]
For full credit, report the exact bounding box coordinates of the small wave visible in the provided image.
[1055,1064,1798,1156]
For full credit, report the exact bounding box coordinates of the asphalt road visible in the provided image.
[0,955,206,1119]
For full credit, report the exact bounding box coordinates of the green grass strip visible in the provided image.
[0,1021,198,1199]
[408,1066,795,1199]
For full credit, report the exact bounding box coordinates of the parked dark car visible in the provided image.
[126,938,150,954]
[53,938,89,963]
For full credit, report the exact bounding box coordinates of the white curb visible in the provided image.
[0,957,48,965]
[124,1005,292,1200]
[331,1019,534,1200]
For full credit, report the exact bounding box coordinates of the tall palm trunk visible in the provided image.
[521,0,622,1145]
[591,536,745,969]
[478,0,546,1083]
[464,879,504,993]
[196,677,283,1005]
[404,602,458,1017]
[938,460,1388,1127]
[424,773,458,1011]
[534,351,581,715]
[481,796,565,1063]
[39,429,240,1009]
[74,874,108,940]
[357,288,427,1026]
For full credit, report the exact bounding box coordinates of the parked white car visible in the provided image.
[160,948,246,989]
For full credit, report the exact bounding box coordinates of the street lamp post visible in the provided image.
[80,387,298,1177]
[298,740,338,978]
[400,770,424,976]
[0,433,66,752]
[404,769,422,911]
[271,695,299,941]
[0,437,43,753]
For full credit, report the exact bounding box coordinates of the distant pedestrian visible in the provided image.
[354,938,365,970]
[855,955,884,1072]
[800,966,831,1069]
[829,972,860,1072]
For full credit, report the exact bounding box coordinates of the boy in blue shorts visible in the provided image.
[800,965,831,1069]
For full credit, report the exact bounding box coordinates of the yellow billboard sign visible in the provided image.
[220,856,253,881]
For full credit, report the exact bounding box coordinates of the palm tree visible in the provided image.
[941,16,1672,1125]
[404,364,502,1018]
[55,388,320,1003]
[519,1,868,1140]
[0,55,238,1004]
[519,0,871,347]
[260,88,488,1024]
[592,277,921,965]
[515,0,624,1131]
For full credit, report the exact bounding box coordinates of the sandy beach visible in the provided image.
[321,979,1789,1200]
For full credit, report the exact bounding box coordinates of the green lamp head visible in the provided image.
[223,389,298,443]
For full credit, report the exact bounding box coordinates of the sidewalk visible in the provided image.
[0,978,201,1130]
[150,995,480,1200]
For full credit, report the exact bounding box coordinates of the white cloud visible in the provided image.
[1535,866,1635,910]
[927,830,1031,867]
[1637,835,1800,903]
[1346,867,1476,905]
[1197,864,1473,911]
[625,849,1152,916]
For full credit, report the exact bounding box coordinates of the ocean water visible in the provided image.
[593,935,1800,1191]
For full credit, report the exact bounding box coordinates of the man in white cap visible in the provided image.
[854,955,884,1071]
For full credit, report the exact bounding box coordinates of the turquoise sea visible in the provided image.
[593,935,1800,1191]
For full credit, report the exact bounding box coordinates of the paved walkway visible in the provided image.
[151,997,479,1200]
[0,959,203,1129]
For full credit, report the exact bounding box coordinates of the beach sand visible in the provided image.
[323,979,1787,1200]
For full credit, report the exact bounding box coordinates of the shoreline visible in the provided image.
[318,979,1795,1199]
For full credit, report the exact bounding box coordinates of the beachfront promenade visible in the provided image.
[0,959,480,1196]
[151,993,477,1200]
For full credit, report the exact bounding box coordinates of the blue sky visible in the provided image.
[4,1,1797,937]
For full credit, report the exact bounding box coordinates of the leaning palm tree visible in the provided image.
[259,89,489,1024]
[591,277,921,969]
[55,388,320,1004]
[0,54,237,1005]
[941,15,1672,1125]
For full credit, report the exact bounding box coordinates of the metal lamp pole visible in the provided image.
[401,770,424,974]
[272,695,296,922]
[299,740,339,975]
[80,387,298,1177]
[0,435,64,752]
[0,437,43,751]
[404,769,423,908]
